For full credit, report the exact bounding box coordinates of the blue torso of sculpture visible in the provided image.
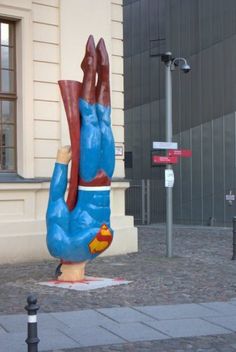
[46,100,115,263]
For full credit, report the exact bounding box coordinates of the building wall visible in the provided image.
[124,0,236,226]
[0,0,137,263]
[33,0,60,177]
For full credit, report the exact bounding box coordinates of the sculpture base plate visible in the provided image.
[39,276,131,291]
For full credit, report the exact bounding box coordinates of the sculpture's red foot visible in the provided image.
[81,35,97,74]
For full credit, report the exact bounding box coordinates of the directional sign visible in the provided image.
[226,194,235,201]
[165,169,175,188]
[152,155,178,165]
[168,149,192,157]
[153,141,178,150]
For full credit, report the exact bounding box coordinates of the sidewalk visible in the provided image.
[1,300,236,351]
[1,225,236,351]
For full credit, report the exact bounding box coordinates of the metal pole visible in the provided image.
[165,54,173,258]
[232,216,236,260]
[141,179,145,225]
[25,295,40,352]
[147,179,151,225]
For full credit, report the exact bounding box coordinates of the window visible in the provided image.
[0,19,16,172]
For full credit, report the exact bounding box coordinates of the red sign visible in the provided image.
[152,155,178,165]
[168,149,192,157]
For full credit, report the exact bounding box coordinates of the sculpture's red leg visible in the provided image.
[80,35,97,104]
[96,38,110,107]
[58,80,81,210]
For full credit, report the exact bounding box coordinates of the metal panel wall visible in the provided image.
[202,120,213,225]
[224,112,236,223]
[124,0,236,225]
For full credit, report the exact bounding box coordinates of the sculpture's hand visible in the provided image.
[56,145,72,165]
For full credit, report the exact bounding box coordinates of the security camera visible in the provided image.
[171,57,191,73]
[181,63,191,73]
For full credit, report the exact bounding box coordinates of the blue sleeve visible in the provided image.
[49,163,68,202]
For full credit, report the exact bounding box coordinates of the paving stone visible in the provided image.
[40,333,236,352]
[0,332,26,352]
[0,313,68,333]
[0,329,79,352]
[42,332,236,351]
[145,318,231,338]
[135,303,220,320]
[103,321,169,342]
[51,309,115,328]
[0,325,7,334]
[204,316,236,332]
[200,303,236,316]
[60,325,125,347]
[97,307,157,323]
[38,329,80,351]
[0,314,26,333]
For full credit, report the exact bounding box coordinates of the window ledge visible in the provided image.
[0,174,50,183]
[0,175,127,184]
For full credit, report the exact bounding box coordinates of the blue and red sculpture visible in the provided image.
[46,36,115,281]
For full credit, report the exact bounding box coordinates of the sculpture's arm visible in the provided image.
[48,146,72,202]
[46,146,71,259]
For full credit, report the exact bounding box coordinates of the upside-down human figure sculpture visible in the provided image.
[46,36,115,281]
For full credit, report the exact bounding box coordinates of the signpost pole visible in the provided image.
[165,53,173,258]
[157,52,190,257]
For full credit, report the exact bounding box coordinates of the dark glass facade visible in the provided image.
[124,0,236,226]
